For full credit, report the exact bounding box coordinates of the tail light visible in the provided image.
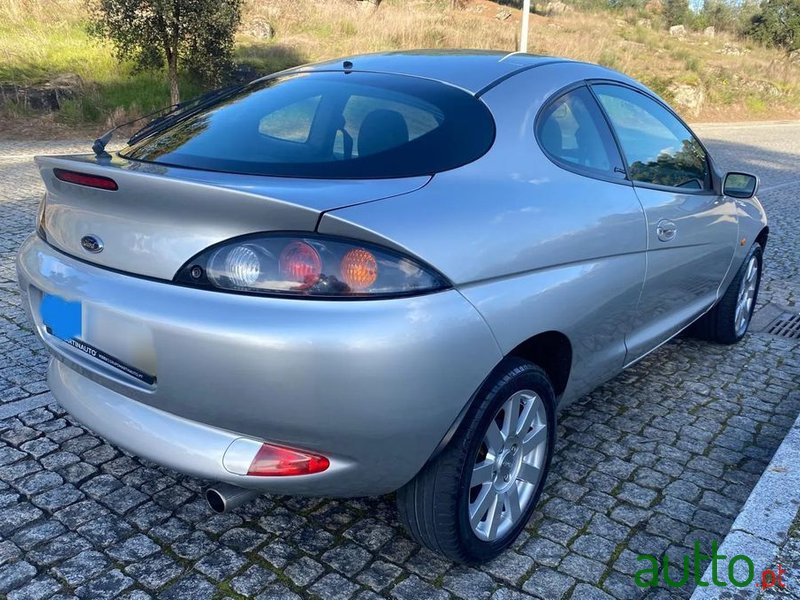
[279,241,323,289]
[174,233,448,299]
[247,443,329,477]
[53,168,118,191]
[340,248,379,290]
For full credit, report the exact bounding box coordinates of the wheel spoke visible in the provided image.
[469,486,496,529]
[485,421,505,454]
[516,394,537,436]
[505,484,522,522]
[522,424,547,454]
[747,259,757,283]
[471,460,494,488]
[518,462,542,485]
[485,492,504,540]
[502,396,520,438]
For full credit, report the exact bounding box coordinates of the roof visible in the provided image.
[295,50,568,94]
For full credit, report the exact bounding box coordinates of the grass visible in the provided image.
[0,3,203,130]
[1,0,799,134]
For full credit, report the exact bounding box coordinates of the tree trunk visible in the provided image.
[167,52,180,105]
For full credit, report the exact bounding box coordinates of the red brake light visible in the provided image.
[54,168,118,191]
[247,443,330,476]
[279,241,322,288]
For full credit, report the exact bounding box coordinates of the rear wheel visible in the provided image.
[397,358,555,564]
[693,243,762,344]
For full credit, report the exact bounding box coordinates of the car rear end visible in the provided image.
[16,68,504,496]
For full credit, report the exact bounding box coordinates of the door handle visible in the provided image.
[656,220,677,242]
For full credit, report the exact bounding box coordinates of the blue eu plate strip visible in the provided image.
[41,294,82,341]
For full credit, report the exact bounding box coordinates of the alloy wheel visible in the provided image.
[735,255,759,336]
[467,389,548,542]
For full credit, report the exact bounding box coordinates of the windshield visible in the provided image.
[121,71,495,179]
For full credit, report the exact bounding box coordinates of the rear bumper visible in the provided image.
[47,359,356,492]
[17,235,502,495]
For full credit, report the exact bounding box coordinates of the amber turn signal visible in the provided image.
[340,248,378,291]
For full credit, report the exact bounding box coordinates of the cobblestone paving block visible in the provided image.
[0,129,798,599]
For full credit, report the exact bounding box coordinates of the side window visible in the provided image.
[258,95,321,143]
[592,84,710,191]
[536,86,624,178]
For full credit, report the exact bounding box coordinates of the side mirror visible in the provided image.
[723,172,758,199]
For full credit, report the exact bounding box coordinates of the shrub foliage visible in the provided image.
[749,0,800,51]
[90,0,242,104]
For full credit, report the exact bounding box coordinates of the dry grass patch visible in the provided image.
[0,0,798,134]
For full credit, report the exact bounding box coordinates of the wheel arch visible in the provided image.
[427,330,572,461]
[755,226,769,250]
[507,330,572,399]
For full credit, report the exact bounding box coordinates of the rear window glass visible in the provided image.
[121,72,495,179]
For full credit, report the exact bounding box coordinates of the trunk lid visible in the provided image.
[36,153,429,280]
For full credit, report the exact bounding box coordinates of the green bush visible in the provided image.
[748,0,800,51]
[663,0,689,27]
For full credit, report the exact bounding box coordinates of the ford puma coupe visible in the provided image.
[17,51,767,563]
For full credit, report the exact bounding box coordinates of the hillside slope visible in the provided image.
[1,0,798,137]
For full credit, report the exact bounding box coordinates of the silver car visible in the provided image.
[16,51,767,563]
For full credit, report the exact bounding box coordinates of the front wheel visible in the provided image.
[397,358,556,564]
[693,243,763,345]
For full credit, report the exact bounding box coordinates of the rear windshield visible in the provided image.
[121,71,495,179]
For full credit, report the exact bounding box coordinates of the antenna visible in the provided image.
[520,0,531,52]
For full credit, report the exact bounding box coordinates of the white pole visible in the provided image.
[520,0,531,53]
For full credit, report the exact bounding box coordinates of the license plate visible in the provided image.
[40,293,82,341]
[39,293,156,385]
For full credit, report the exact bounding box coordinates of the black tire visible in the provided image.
[692,242,763,345]
[396,358,556,564]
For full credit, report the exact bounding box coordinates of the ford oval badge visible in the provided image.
[80,235,103,254]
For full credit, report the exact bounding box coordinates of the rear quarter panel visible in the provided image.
[320,63,650,405]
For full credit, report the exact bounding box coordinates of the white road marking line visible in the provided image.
[760,180,800,193]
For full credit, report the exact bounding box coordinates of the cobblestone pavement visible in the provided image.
[0,123,799,600]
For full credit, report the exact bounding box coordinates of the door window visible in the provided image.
[536,86,624,178]
[592,84,710,191]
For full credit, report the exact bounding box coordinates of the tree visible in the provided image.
[90,0,242,105]
[664,0,689,26]
[701,0,737,32]
[748,0,800,51]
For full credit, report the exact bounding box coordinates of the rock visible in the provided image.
[0,73,83,111]
[789,49,800,64]
[636,18,652,28]
[718,43,749,55]
[669,24,686,37]
[246,18,274,39]
[744,79,782,98]
[668,83,704,115]
[703,26,715,37]
[496,9,512,20]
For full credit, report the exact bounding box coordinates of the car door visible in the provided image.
[591,83,738,363]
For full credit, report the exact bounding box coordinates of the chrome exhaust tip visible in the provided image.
[205,483,261,514]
